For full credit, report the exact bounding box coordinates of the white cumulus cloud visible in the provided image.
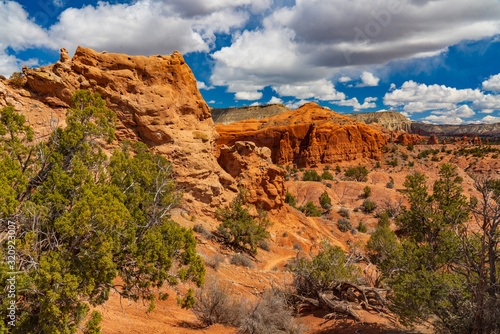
[384,81,486,114]
[332,97,377,111]
[0,0,264,76]
[235,91,263,100]
[268,96,284,104]
[482,73,500,92]
[0,1,49,49]
[383,81,500,123]
[0,1,49,76]
[285,99,310,110]
[357,72,380,87]
[210,0,500,102]
[197,81,214,90]
[48,1,251,55]
[165,0,271,17]
[480,115,500,124]
[423,105,476,124]
[338,76,352,83]
[272,79,345,101]
[423,115,465,125]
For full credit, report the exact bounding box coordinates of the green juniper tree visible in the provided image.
[376,164,470,328]
[0,90,205,333]
[216,190,270,255]
[319,190,331,210]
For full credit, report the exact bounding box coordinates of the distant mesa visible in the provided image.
[345,111,412,132]
[211,104,290,124]
[411,121,500,137]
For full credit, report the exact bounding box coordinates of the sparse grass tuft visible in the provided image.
[193,223,213,239]
[205,253,225,271]
[230,253,254,268]
[193,279,241,326]
[338,218,352,232]
[338,207,350,218]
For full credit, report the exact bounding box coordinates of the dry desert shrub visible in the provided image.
[193,281,306,333]
[193,279,242,326]
[205,253,225,271]
[337,218,352,232]
[259,239,271,251]
[338,207,350,218]
[238,289,306,334]
[230,253,254,268]
[193,223,213,239]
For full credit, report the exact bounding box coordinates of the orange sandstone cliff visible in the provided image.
[216,103,387,167]
[21,47,235,213]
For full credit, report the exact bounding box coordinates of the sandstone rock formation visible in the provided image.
[218,141,286,210]
[0,80,68,139]
[427,135,438,145]
[345,111,412,132]
[393,132,426,145]
[21,47,235,212]
[211,104,290,124]
[216,103,386,167]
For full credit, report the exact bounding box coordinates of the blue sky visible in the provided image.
[2,0,500,124]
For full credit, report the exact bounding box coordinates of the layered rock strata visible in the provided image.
[345,111,412,132]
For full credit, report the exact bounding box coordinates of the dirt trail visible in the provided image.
[261,253,296,271]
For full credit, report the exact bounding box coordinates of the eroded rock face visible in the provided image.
[22,47,234,212]
[216,103,386,168]
[427,135,439,145]
[0,80,68,138]
[393,132,426,145]
[218,141,286,210]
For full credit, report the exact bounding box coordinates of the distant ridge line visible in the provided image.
[210,103,290,124]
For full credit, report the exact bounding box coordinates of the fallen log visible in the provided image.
[319,293,361,321]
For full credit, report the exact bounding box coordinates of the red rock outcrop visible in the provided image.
[427,135,438,145]
[218,141,286,210]
[216,103,386,168]
[394,132,426,145]
[21,47,234,212]
[473,136,482,145]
